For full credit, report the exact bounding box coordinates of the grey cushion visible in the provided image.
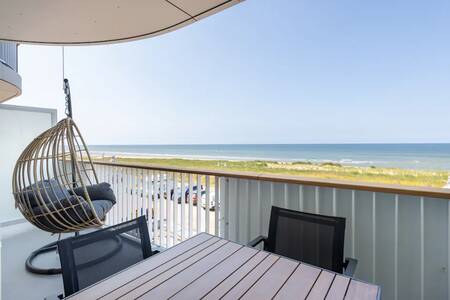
[32,195,95,230]
[32,197,116,230]
[24,179,71,208]
[71,182,116,204]
[92,199,115,220]
[26,181,116,231]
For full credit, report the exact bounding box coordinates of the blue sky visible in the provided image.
[10,0,450,144]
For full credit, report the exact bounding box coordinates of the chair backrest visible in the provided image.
[265,206,346,273]
[58,216,152,297]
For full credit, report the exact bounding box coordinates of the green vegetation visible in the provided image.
[93,156,449,188]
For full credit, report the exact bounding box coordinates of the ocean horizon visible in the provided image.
[89,143,450,171]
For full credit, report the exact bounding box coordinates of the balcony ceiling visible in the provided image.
[0,0,243,45]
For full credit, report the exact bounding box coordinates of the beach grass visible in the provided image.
[93,156,449,188]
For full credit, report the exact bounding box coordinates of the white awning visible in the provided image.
[0,0,243,45]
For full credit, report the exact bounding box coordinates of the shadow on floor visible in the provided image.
[1,222,70,300]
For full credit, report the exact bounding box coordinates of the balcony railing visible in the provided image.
[94,161,450,300]
[95,162,221,249]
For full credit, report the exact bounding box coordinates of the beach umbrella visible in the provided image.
[0,0,244,45]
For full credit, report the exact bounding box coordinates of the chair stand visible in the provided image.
[26,233,76,275]
[26,232,123,275]
[26,240,62,275]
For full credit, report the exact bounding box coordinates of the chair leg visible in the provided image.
[25,241,62,275]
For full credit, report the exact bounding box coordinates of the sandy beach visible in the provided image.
[92,154,450,188]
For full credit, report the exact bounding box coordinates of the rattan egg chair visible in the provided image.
[12,80,116,274]
[13,117,104,232]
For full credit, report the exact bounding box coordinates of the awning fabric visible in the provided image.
[0,0,243,45]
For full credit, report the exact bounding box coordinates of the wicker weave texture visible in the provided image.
[12,118,103,233]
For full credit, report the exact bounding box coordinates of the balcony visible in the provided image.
[4,1,442,299]
[3,160,448,299]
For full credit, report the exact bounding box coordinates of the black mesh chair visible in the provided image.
[57,216,157,297]
[248,206,357,276]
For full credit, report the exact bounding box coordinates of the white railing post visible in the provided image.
[121,167,125,222]
[152,170,158,244]
[173,172,179,245]
[223,178,229,240]
[197,174,202,234]
[214,176,220,236]
[125,168,130,221]
[157,171,162,245]
[188,174,194,237]
[113,166,118,225]
[160,171,165,247]
[181,173,186,239]
[166,172,171,247]
[148,170,153,242]
[205,175,211,234]
[131,168,135,220]
[139,168,144,218]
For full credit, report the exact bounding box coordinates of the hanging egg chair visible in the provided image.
[12,79,116,274]
[12,117,115,233]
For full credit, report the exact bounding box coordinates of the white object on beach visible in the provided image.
[445,176,450,189]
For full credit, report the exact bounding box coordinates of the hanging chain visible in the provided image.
[62,46,73,118]
[64,79,72,118]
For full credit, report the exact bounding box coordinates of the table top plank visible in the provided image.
[203,251,270,300]
[240,257,299,300]
[137,241,242,299]
[326,274,351,300]
[68,233,213,299]
[345,280,380,300]
[67,233,380,300]
[170,246,259,299]
[221,254,279,300]
[116,239,229,300]
[307,270,335,300]
[274,263,321,299]
[100,236,221,300]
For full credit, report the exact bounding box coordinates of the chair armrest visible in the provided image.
[343,257,358,277]
[247,236,267,247]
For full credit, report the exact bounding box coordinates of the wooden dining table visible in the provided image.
[67,233,380,299]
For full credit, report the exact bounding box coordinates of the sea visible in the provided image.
[89,144,450,171]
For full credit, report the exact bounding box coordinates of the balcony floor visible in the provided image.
[1,222,69,300]
[1,221,165,300]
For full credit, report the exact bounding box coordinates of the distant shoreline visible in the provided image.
[92,154,450,189]
[91,151,289,162]
[89,144,450,171]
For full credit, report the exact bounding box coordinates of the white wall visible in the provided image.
[0,104,56,225]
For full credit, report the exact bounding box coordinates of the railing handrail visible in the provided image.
[92,161,450,200]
